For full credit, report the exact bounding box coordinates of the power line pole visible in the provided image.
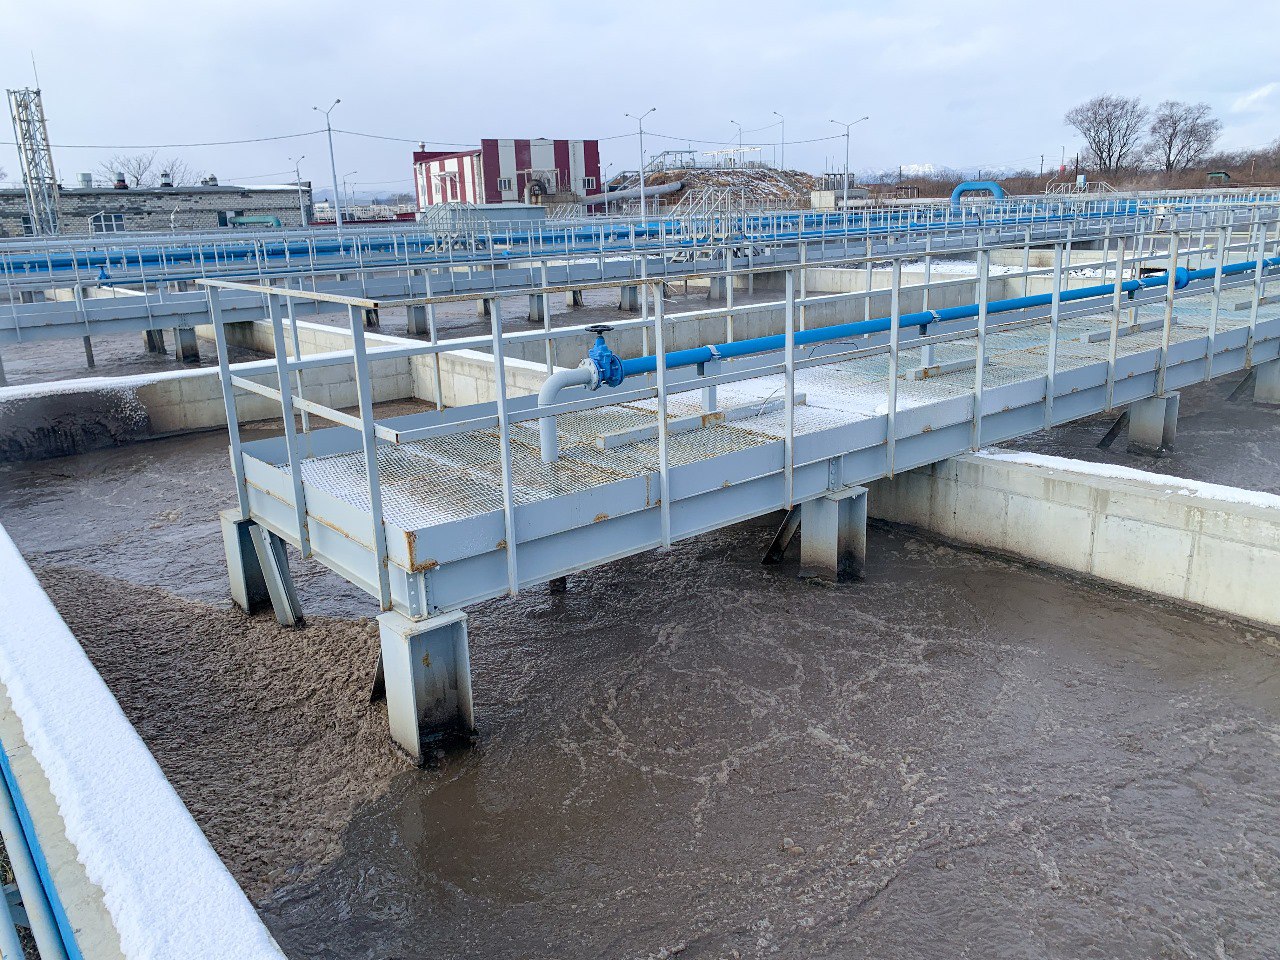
[773,111,785,170]
[289,155,307,226]
[313,99,343,231]
[626,107,656,220]
[830,116,869,212]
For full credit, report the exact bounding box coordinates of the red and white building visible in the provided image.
[413,138,603,208]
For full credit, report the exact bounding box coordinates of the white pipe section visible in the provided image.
[538,365,595,463]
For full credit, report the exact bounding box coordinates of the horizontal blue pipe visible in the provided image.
[619,257,1279,378]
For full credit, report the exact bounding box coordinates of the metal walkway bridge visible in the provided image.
[206,213,1280,762]
[3,192,1277,391]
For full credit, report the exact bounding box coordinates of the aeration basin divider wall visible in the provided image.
[205,219,1280,761]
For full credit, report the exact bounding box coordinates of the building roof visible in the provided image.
[0,184,305,196]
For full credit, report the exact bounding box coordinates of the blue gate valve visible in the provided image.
[585,325,625,389]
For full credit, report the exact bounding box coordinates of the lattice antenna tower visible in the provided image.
[7,87,61,235]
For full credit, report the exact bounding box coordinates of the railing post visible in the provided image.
[347,303,393,611]
[1246,214,1270,368]
[267,292,312,558]
[784,269,797,508]
[1157,231,1180,397]
[653,281,672,550]
[488,299,520,596]
[1206,226,1227,383]
[208,287,249,519]
[886,257,902,476]
[1105,236,1126,411]
[1045,242,1064,428]
[971,246,990,450]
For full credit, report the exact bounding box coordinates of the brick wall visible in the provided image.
[0,184,312,237]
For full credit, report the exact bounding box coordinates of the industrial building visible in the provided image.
[412,138,602,208]
[0,176,313,237]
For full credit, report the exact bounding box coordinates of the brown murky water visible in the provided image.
[0,331,267,386]
[1009,371,1280,495]
[1,373,1279,958]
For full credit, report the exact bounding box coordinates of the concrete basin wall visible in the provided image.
[0,523,286,959]
[868,452,1280,628]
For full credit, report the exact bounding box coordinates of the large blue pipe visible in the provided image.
[950,180,1006,215]
[618,257,1278,379]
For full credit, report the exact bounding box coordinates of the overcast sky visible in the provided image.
[4,0,1278,198]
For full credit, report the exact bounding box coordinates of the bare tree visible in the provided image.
[1147,101,1222,172]
[94,151,203,187]
[98,151,159,187]
[1065,95,1149,174]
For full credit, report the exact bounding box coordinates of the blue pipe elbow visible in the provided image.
[950,180,1006,216]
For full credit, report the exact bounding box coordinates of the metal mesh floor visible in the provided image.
[287,292,1278,531]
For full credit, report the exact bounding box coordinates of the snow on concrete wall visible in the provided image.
[0,525,285,958]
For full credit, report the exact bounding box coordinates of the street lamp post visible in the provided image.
[772,111,784,170]
[829,116,870,212]
[730,119,744,166]
[289,155,307,225]
[343,170,358,211]
[625,107,656,221]
[312,99,343,230]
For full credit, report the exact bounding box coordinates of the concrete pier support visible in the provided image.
[565,289,584,308]
[528,293,548,323]
[219,511,302,627]
[477,297,492,318]
[363,307,380,329]
[619,285,640,311]
[1128,392,1180,454]
[1255,359,1280,404]
[707,276,728,301]
[143,329,166,354]
[174,327,200,363]
[377,609,475,763]
[799,486,869,582]
[407,304,429,335]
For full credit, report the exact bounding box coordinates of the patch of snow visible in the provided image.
[898,259,1018,276]
[0,526,286,959]
[976,449,1280,510]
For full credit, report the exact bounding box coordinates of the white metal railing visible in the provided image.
[202,204,1280,612]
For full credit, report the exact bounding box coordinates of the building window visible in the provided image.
[89,212,126,233]
[497,177,513,192]
[583,176,597,190]
[20,215,33,236]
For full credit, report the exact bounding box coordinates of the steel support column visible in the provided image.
[1128,392,1180,455]
[377,609,474,764]
[1255,358,1280,405]
[799,485,869,582]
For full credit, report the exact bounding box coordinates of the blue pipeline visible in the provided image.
[618,257,1279,379]
[1,198,1179,280]
[950,180,1006,215]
